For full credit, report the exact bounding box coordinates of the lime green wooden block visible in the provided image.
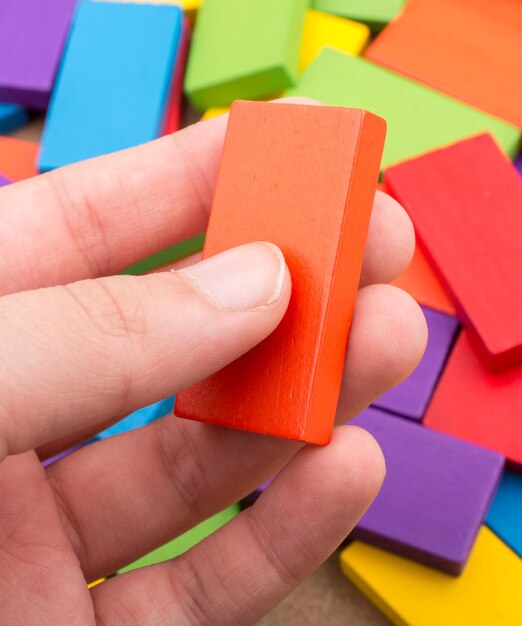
[120,233,205,276]
[118,505,240,574]
[288,49,520,168]
[184,0,308,110]
[312,0,406,30]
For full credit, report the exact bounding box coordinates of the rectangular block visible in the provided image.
[0,174,11,188]
[386,134,522,370]
[288,49,520,168]
[373,307,459,420]
[341,528,522,626]
[39,0,183,172]
[515,153,522,178]
[118,505,240,573]
[425,331,522,470]
[184,0,308,109]
[367,0,522,127]
[92,397,174,442]
[486,472,522,558]
[313,0,406,30]
[120,234,205,276]
[351,407,503,574]
[0,137,38,181]
[299,10,370,72]
[0,103,28,133]
[391,242,456,315]
[0,0,77,109]
[162,16,190,135]
[176,101,386,444]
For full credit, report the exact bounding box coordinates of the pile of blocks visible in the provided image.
[1,1,521,622]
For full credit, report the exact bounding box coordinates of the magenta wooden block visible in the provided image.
[351,407,504,574]
[373,306,459,420]
[0,0,77,109]
[0,174,11,188]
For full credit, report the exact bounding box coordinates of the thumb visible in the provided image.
[0,243,290,460]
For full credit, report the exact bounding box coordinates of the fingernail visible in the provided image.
[178,242,286,311]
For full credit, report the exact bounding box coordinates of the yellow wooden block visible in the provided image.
[340,527,522,626]
[87,578,106,589]
[201,107,230,120]
[299,9,370,72]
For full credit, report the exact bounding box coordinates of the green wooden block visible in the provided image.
[118,504,240,574]
[312,0,406,30]
[120,233,205,276]
[184,0,308,110]
[288,49,520,168]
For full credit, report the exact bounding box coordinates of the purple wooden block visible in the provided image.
[0,174,11,187]
[515,153,522,177]
[42,444,82,467]
[373,306,459,420]
[351,407,504,575]
[0,0,77,109]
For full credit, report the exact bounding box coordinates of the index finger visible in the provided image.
[0,114,228,296]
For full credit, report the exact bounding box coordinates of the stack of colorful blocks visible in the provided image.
[1,1,521,623]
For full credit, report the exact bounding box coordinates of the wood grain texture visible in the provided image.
[176,101,385,444]
[424,330,522,470]
[366,0,522,127]
[385,134,522,370]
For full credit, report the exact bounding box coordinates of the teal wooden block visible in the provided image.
[184,0,308,109]
[0,103,28,133]
[288,49,520,168]
[487,472,522,558]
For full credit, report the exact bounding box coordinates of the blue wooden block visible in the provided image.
[39,0,183,172]
[92,397,175,442]
[0,103,28,133]
[486,472,522,558]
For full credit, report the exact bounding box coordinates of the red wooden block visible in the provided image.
[425,330,522,471]
[0,136,38,181]
[176,101,386,444]
[162,17,190,135]
[385,134,522,370]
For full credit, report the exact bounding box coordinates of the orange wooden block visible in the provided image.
[392,243,456,316]
[0,136,38,181]
[366,0,522,128]
[176,101,386,444]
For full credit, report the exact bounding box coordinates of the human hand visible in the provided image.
[0,109,427,624]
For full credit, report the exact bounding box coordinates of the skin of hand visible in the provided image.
[0,101,427,625]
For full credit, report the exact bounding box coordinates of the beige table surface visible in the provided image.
[9,106,390,626]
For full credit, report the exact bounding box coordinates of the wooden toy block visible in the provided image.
[0,103,28,134]
[391,242,456,316]
[201,107,231,121]
[0,0,77,109]
[367,0,522,128]
[486,472,522,558]
[385,134,522,370]
[288,50,521,169]
[92,397,175,442]
[87,578,105,589]
[42,444,82,468]
[120,233,205,276]
[299,9,370,72]
[162,16,190,135]
[184,0,308,110]
[424,331,522,470]
[0,137,38,181]
[176,101,386,444]
[118,505,240,574]
[340,527,522,626]
[373,307,459,420]
[0,174,11,188]
[515,154,522,177]
[38,1,183,172]
[351,407,504,574]
[313,0,406,31]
